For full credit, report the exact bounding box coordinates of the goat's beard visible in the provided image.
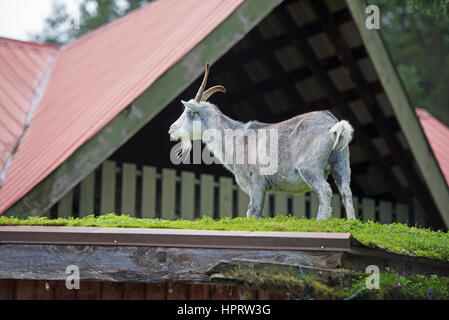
[176,138,192,157]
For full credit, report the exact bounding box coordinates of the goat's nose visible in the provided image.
[168,125,175,134]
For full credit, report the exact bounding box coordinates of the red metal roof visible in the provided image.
[0,38,57,187]
[0,0,244,214]
[416,108,449,186]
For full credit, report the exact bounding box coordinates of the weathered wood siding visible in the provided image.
[0,279,289,300]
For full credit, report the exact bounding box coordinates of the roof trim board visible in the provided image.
[3,0,282,218]
[346,0,449,228]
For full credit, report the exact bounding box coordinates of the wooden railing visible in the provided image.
[48,161,427,226]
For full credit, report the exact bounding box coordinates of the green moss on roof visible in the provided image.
[216,265,449,300]
[1,213,448,261]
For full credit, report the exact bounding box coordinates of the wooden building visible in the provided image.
[0,0,448,230]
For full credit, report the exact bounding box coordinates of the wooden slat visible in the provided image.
[379,200,393,224]
[100,161,116,214]
[180,171,195,220]
[396,203,409,224]
[77,281,102,300]
[218,177,233,218]
[145,283,166,300]
[310,193,319,218]
[121,163,137,216]
[200,174,214,217]
[141,166,157,218]
[188,284,210,300]
[34,280,54,300]
[209,285,233,300]
[57,190,73,218]
[0,279,15,300]
[161,168,176,220]
[237,189,250,217]
[331,194,341,218]
[100,282,123,300]
[361,198,376,222]
[123,282,145,300]
[274,193,288,215]
[292,194,306,218]
[14,280,35,300]
[79,172,95,217]
[53,281,77,300]
[166,282,188,300]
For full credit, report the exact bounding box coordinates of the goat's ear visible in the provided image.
[181,100,202,113]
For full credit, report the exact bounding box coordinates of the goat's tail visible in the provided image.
[329,120,354,151]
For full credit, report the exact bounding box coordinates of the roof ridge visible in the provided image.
[0,45,60,188]
[0,37,59,50]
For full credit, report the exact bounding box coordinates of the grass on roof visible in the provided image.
[1,213,448,261]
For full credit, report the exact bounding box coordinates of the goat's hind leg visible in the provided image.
[298,166,333,220]
[330,148,356,220]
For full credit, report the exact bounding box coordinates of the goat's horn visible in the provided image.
[194,62,210,102]
[201,85,226,102]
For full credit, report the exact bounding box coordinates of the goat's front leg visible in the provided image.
[246,185,266,218]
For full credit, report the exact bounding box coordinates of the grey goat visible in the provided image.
[169,63,355,220]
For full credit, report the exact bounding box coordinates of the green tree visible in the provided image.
[371,0,449,126]
[33,0,151,45]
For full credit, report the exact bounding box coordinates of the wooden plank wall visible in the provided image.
[47,161,421,226]
[0,279,289,300]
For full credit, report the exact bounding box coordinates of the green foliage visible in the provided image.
[370,0,449,126]
[1,213,449,261]
[350,268,449,299]
[214,262,449,299]
[33,0,152,45]
[407,0,449,18]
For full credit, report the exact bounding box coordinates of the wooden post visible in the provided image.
[274,193,288,216]
[79,171,95,217]
[237,189,250,218]
[292,194,306,218]
[200,174,214,218]
[361,198,375,222]
[100,161,116,214]
[161,169,176,220]
[331,194,341,218]
[121,163,137,216]
[218,177,233,218]
[180,171,195,220]
[379,201,393,224]
[57,190,73,218]
[141,166,157,218]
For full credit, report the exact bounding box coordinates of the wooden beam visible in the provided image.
[245,28,309,113]
[346,0,449,228]
[4,0,283,218]
[311,0,444,228]
[273,5,408,202]
[222,47,373,106]
[0,243,345,283]
[215,6,352,69]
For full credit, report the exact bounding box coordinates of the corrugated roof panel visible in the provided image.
[0,0,245,214]
[0,38,57,186]
[416,108,449,185]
